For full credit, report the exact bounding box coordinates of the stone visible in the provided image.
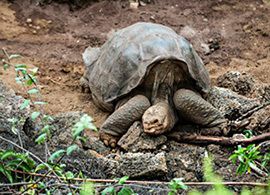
[206,86,260,120]
[256,84,270,103]
[166,141,206,181]
[49,112,85,148]
[26,18,32,23]
[217,71,255,96]
[63,149,119,179]
[245,105,270,132]
[49,112,110,154]
[118,152,168,179]
[118,121,167,152]
[0,81,32,150]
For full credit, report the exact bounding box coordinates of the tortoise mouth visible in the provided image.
[142,101,176,135]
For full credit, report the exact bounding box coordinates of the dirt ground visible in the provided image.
[0,0,269,128]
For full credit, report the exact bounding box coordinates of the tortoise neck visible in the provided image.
[152,83,172,105]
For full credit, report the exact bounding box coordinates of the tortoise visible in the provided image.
[80,22,227,147]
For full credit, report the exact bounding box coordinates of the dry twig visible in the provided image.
[168,132,270,146]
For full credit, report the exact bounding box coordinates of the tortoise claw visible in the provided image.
[99,131,119,148]
[80,76,90,93]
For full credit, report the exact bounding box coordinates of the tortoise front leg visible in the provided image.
[100,95,150,147]
[173,89,227,135]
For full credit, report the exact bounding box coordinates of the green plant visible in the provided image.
[168,178,188,195]
[0,150,36,183]
[243,130,254,138]
[80,182,95,195]
[188,155,269,195]
[229,144,266,175]
[101,176,136,195]
[1,49,97,194]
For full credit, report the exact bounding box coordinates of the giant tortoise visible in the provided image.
[81,22,227,147]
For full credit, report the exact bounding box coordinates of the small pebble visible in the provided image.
[26,18,32,23]
[130,2,139,9]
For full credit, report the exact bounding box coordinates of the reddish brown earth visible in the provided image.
[0,0,269,128]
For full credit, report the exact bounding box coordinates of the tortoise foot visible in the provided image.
[142,102,175,135]
[99,130,119,148]
[80,76,90,93]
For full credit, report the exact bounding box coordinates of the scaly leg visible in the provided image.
[100,95,150,147]
[173,89,228,135]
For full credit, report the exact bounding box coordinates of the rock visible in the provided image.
[118,152,168,179]
[200,43,210,54]
[217,71,255,96]
[48,111,110,154]
[118,121,167,152]
[207,86,260,120]
[49,112,108,149]
[83,136,110,155]
[64,150,168,179]
[245,105,270,132]
[229,58,250,67]
[0,81,31,150]
[256,84,270,103]
[63,149,119,179]
[26,18,32,23]
[180,26,197,39]
[166,141,206,181]
[49,112,85,148]
[130,1,139,9]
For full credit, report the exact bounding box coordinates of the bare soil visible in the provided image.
[0,0,269,128]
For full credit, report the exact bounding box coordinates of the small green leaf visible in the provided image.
[35,163,49,172]
[42,115,54,122]
[169,178,188,192]
[3,64,9,70]
[35,133,47,144]
[80,182,94,195]
[101,186,115,195]
[34,101,47,105]
[66,144,79,156]
[26,78,34,86]
[48,149,65,162]
[28,88,39,94]
[72,124,84,138]
[118,176,129,185]
[26,73,37,86]
[15,64,27,69]
[31,111,40,120]
[9,54,21,59]
[118,187,134,195]
[20,99,30,110]
[65,171,74,179]
[5,170,13,183]
[29,67,39,74]
[38,182,46,189]
[1,150,15,160]
[41,125,51,138]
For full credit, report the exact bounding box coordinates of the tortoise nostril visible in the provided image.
[153,119,158,123]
